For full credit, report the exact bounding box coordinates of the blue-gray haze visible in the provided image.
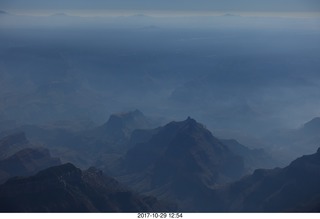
[0,1,320,141]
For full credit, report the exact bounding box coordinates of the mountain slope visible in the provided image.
[0,147,61,184]
[121,117,244,210]
[0,163,175,212]
[219,148,320,212]
[220,139,276,173]
[0,132,32,159]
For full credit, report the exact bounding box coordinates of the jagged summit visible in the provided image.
[100,110,153,139]
[185,116,197,125]
[164,117,206,133]
[124,117,245,200]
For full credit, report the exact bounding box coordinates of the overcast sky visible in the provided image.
[1,0,320,12]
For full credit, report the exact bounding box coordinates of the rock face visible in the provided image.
[0,163,175,212]
[0,148,61,184]
[218,148,320,212]
[123,117,244,210]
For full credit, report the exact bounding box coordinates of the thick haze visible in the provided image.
[0,1,320,141]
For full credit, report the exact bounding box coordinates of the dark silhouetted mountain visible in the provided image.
[129,128,161,147]
[0,132,31,160]
[0,148,61,184]
[220,139,276,173]
[122,117,244,210]
[0,163,175,212]
[218,148,320,212]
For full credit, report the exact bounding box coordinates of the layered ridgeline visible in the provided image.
[0,163,175,212]
[0,110,157,169]
[1,115,320,211]
[0,148,61,184]
[217,148,320,212]
[84,109,157,153]
[0,132,31,159]
[0,132,61,184]
[120,117,245,210]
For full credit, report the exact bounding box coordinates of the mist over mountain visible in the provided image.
[0,110,159,171]
[0,12,320,136]
[0,1,320,212]
[220,139,276,173]
[262,117,320,165]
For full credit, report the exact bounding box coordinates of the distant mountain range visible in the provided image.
[0,113,320,211]
[0,110,158,169]
[0,163,175,212]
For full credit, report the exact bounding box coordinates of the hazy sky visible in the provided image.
[1,0,320,12]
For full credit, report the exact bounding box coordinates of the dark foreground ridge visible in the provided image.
[216,147,320,212]
[0,147,61,184]
[0,163,175,212]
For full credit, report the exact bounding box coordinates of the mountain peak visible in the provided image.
[125,117,245,188]
[100,110,152,139]
[186,116,196,123]
[168,117,206,137]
